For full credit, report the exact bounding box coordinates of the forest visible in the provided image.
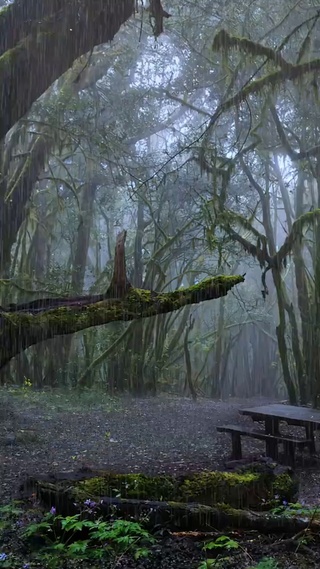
[1,1,320,568]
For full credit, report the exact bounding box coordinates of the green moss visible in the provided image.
[128,289,152,302]
[178,471,260,509]
[273,473,298,501]
[213,502,242,515]
[127,276,244,310]
[72,470,262,507]
[67,467,289,510]
[73,473,177,503]
[0,5,10,18]
[0,275,244,334]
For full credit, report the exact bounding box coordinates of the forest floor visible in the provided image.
[1,389,320,568]
[1,389,320,505]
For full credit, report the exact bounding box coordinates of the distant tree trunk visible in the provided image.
[128,198,145,396]
[183,316,197,400]
[63,180,97,388]
[241,159,298,404]
[309,160,320,407]
[211,298,225,398]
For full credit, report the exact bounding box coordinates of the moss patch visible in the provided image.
[73,473,177,503]
[178,471,260,509]
[273,472,299,501]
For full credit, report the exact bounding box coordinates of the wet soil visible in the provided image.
[0,391,320,506]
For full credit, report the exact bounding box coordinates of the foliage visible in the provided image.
[199,534,239,568]
[20,507,155,566]
[270,500,319,518]
[249,559,279,569]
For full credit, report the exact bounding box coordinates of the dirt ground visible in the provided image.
[1,390,320,506]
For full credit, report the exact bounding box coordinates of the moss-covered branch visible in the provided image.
[0,275,244,370]
[207,202,270,268]
[207,28,320,134]
[212,29,291,72]
[210,206,320,299]
[274,208,320,268]
[270,105,320,160]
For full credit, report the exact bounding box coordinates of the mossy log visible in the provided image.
[0,275,242,369]
[20,468,311,535]
[20,463,297,516]
[94,496,320,534]
[0,230,243,369]
[95,496,320,534]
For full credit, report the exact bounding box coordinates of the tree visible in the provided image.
[0,0,174,141]
[0,0,136,141]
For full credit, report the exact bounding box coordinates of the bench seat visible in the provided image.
[217,424,313,465]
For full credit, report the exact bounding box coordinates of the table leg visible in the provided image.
[265,417,280,435]
[265,438,278,460]
[231,433,242,460]
[283,441,295,467]
[306,425,316,454]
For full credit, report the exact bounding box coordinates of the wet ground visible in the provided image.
[1,389,319,506]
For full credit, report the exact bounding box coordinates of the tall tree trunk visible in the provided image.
[241,159,298,404]
[211,298,225,398]
[309,160,320,406]
[273,159,309,403]
[63,180,97,388]
[183,316,197,400]
[128,198,145,396]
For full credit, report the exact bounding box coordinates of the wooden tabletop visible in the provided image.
[239,404,320,426]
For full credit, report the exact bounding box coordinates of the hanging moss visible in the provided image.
[212,29,290,72]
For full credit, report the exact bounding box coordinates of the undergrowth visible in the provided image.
[0,383,122,413]
[0,501,155,568]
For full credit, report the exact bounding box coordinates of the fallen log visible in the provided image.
[18,467,312,535]
[0,230,244,370]
[95,496,320,534]
[20,462,298,515]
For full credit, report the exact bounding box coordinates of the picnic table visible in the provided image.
[217,404,320,465]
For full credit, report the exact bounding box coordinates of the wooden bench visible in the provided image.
[217,424,313,465]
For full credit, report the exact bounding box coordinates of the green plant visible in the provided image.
[198,535,239,568]
[271,501,318,518]
[198,560,215,569]
[250,557,279,569]
[203,536,239,551]
[21,509,155,563]
[0,502,24,519]
[0,502,24,532]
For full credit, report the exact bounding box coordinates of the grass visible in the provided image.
[0,384,123,414]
